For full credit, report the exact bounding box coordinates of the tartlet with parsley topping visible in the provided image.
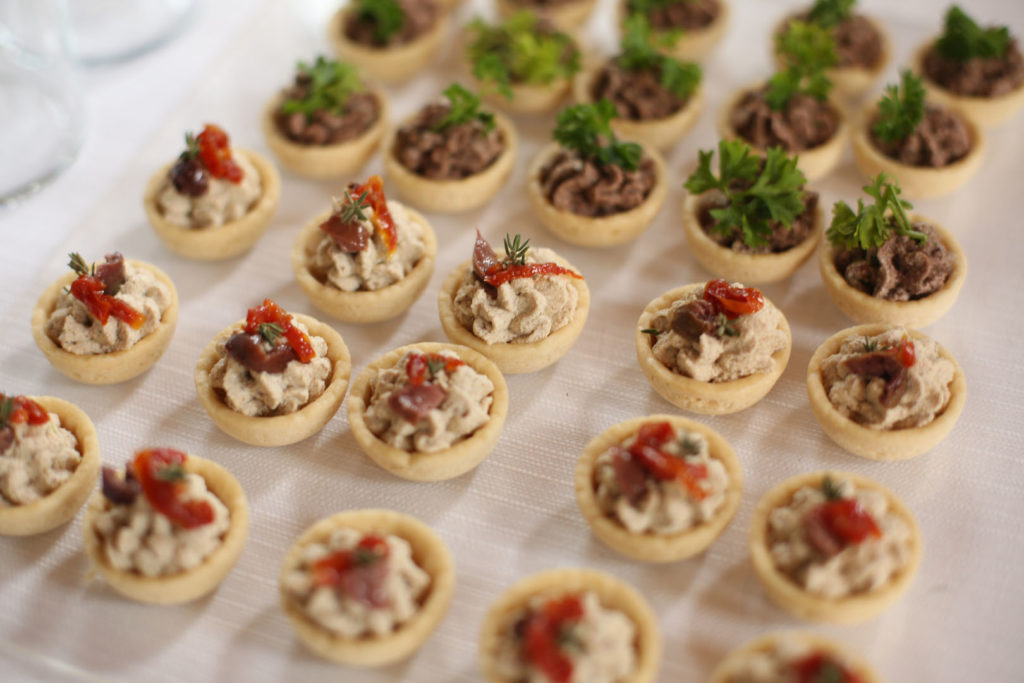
[496,0,596,36]
[618,0,731,62]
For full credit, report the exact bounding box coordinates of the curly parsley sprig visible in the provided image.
[872,70,926,144]
[826,172,927,250]
[432,83,495,132]
[353,0,405,44]
[684,139,808,249]
[935,5,1011,62]
[553,100,643,171]
[767,20,838,110]
[807,0,855,29]
[618,14,701,102]
[281,56,364,119]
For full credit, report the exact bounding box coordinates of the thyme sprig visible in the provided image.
[0,396,13,428]
[340,189,371,225]
[259,322,284,346]
[68,252,93,277]
[503,234,530,266]
[553,100,643,171]
[826,173,926,250]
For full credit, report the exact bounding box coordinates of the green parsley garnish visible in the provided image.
[826,172,927,250]
[353,0,405,44]
[872,70,926,144]
[259,322,284,346]
[617,14,701,102]
[553,100,643,171]
[767,20,837,110]
[684,139,808,249]
[807,0,855,29]
[280,56,364,119]
[935,5,1011,62]
[432,83,495,132]
[503,233,530,266]
[467,11,580,100]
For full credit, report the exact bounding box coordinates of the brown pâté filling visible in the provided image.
[344,0,438,47]
[393,103,505,180]
[275,76,380,147]
[539,151,656,217]
[699,188,819,254]
[591,62,685,121]
[834,223,954,301]
[782,12,882,70]
[870,105,971,168]
[640,0,719,32]
[730,86,839,152]
[923,39,1024,98]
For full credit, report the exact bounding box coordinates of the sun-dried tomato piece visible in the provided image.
[348,175,397,257]
[196,124,243,183]
[69,276,146,329]
[521,595,584,683]
[132,448,214,529]
[404,352,465,386]
[243,298,315,363]
[896,336,916,368]
[804,497,881,557]
[471,231,583,287]
[312,534,391,608]
[1,394,50,426]
[792,651,864,683]
[626,421,708,500]
[702,279,764,319]
[609,446,650,506]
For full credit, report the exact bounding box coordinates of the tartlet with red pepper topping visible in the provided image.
[709,630,880,683]
[0,395,101,536]
[636,280,791,415]
[438,232,590,374]
[279,508,455,666]
[479,568,660,683]
[143,123,281,261]
[82,448,249,604]
[748,471,922,623]
[32,252,179,385]
[574,415,742,563]
[348,342,509,481]
[194,299,351,447]
[292,175,437,323]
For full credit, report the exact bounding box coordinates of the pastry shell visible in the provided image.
[479,568,660,682]
[348,342,509,481]
[717,85,849,182]
[912,39,1024,128]
[748,470,922,623]
[682,191,823,284]
[437,257,590,374]
[851,101,985,200]
[291,205,437,323]
[526,142,668,247]
[279,508,455,666]
[497,0,596,35]
[709,630,881,683]
[617,0,730,62]
[383,111,518,213]
[0,397,101,536]
[82,454,249,605]
[572,65,705,149]
[143,149,281,261]
[574,414,742,562]
[261,91,389,180]
[806,323,966,461]
[818,214,967,328]
[327,8,448,85]
[636,283,791,415]
[194,313,351,447]
[481,77,574,114]
[31,260,179,385]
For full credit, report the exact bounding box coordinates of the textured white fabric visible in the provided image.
[1,0,1023,681]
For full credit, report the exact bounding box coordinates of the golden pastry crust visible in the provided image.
[383,111,517,213]
[497,0,597,35]
[31,260,179,385]
[348,342,509,481]
[850,101,985,200]
[748,470,922,623]
[913,39,1024,128]
[527,142,668,247]
[709,630,881,683]
[479,568,661,683]
[194,314,351,447]
[82,454,249,605]
[716,85,849,182]
[279,508,455,667]
[291,206,437,323]
[327,7,448,84]
[261,91,389,180]
[806,323,966,461]
[636,284,791,415]
[143,149,281,261]
[482,77,574,114]
[617,0,731,62]
[574,414,742,562]
[572,67,705,150]
[818,214,967,328]
[437,257,591,374]
[0,397,101,536]
[682,192,823,284]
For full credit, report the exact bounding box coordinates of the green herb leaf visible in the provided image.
[177,131,199,163]
[0,396,13,428]
[426,357,445,378]
[432,83,495,132]
[935,5,1011,62]
[353,547,381,566]
[862,336,878,352]
[259,322,284,346]
[553,100,643,171]
[640,328,660,335]
[280,56,364,119]
[715,312,739,337]
[768,21,838,109]
[679,433,702,455]
[67,252,91,277]
[354,0,405,44]
[618,14,701,101]
[821,475,844,501]
[872,69,926,144]
[155,463,186,483]
[807,0,855,29]
[503,233,530,266]
[826,172,927,250]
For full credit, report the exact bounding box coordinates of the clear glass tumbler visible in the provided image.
[0,0,84,207]
[69,0,195,64]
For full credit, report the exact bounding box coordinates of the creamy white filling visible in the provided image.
[726,636,849,683]
[157,150,262,229]
[0,414,80,506]
[281,529,431,638]
[45,261,172,355]
[452,247,579,344]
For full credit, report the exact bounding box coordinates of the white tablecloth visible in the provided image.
[2,0,1023,680]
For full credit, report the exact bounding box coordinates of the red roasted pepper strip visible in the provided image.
[243,298,315,363]
[703,279,764,319]
[792,652,864,683]
[405,352,465,386]
[132,448,214,529]
[628,421,708,501]
[350,175,397,258]
[0,395,50,426]
[473,231,583,287]
[69,276,146,329]
[311,534,391,607]
[819,498,882,546]
[896,336,916,368]
[522,595,584,683]
[196,123,243,183]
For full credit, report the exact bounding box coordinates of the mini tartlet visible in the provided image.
[574,414,742,563]
[348,342,509,481]
[807,324,966,461]
[292,177,437,323]
[82,451,249,605]
[709,631,881,683]
[195,306,351,447]
[32,257,179,385]
[636,282,791,415]
[279,508,455,666]
[496,0,597,35]
[618,0,730,62]
[749,471,922,623]
[0,396,101,536]
[479,568,661,683]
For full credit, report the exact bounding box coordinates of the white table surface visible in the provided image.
[2,0,1023,681]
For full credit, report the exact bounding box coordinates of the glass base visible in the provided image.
[69,0,195,65]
